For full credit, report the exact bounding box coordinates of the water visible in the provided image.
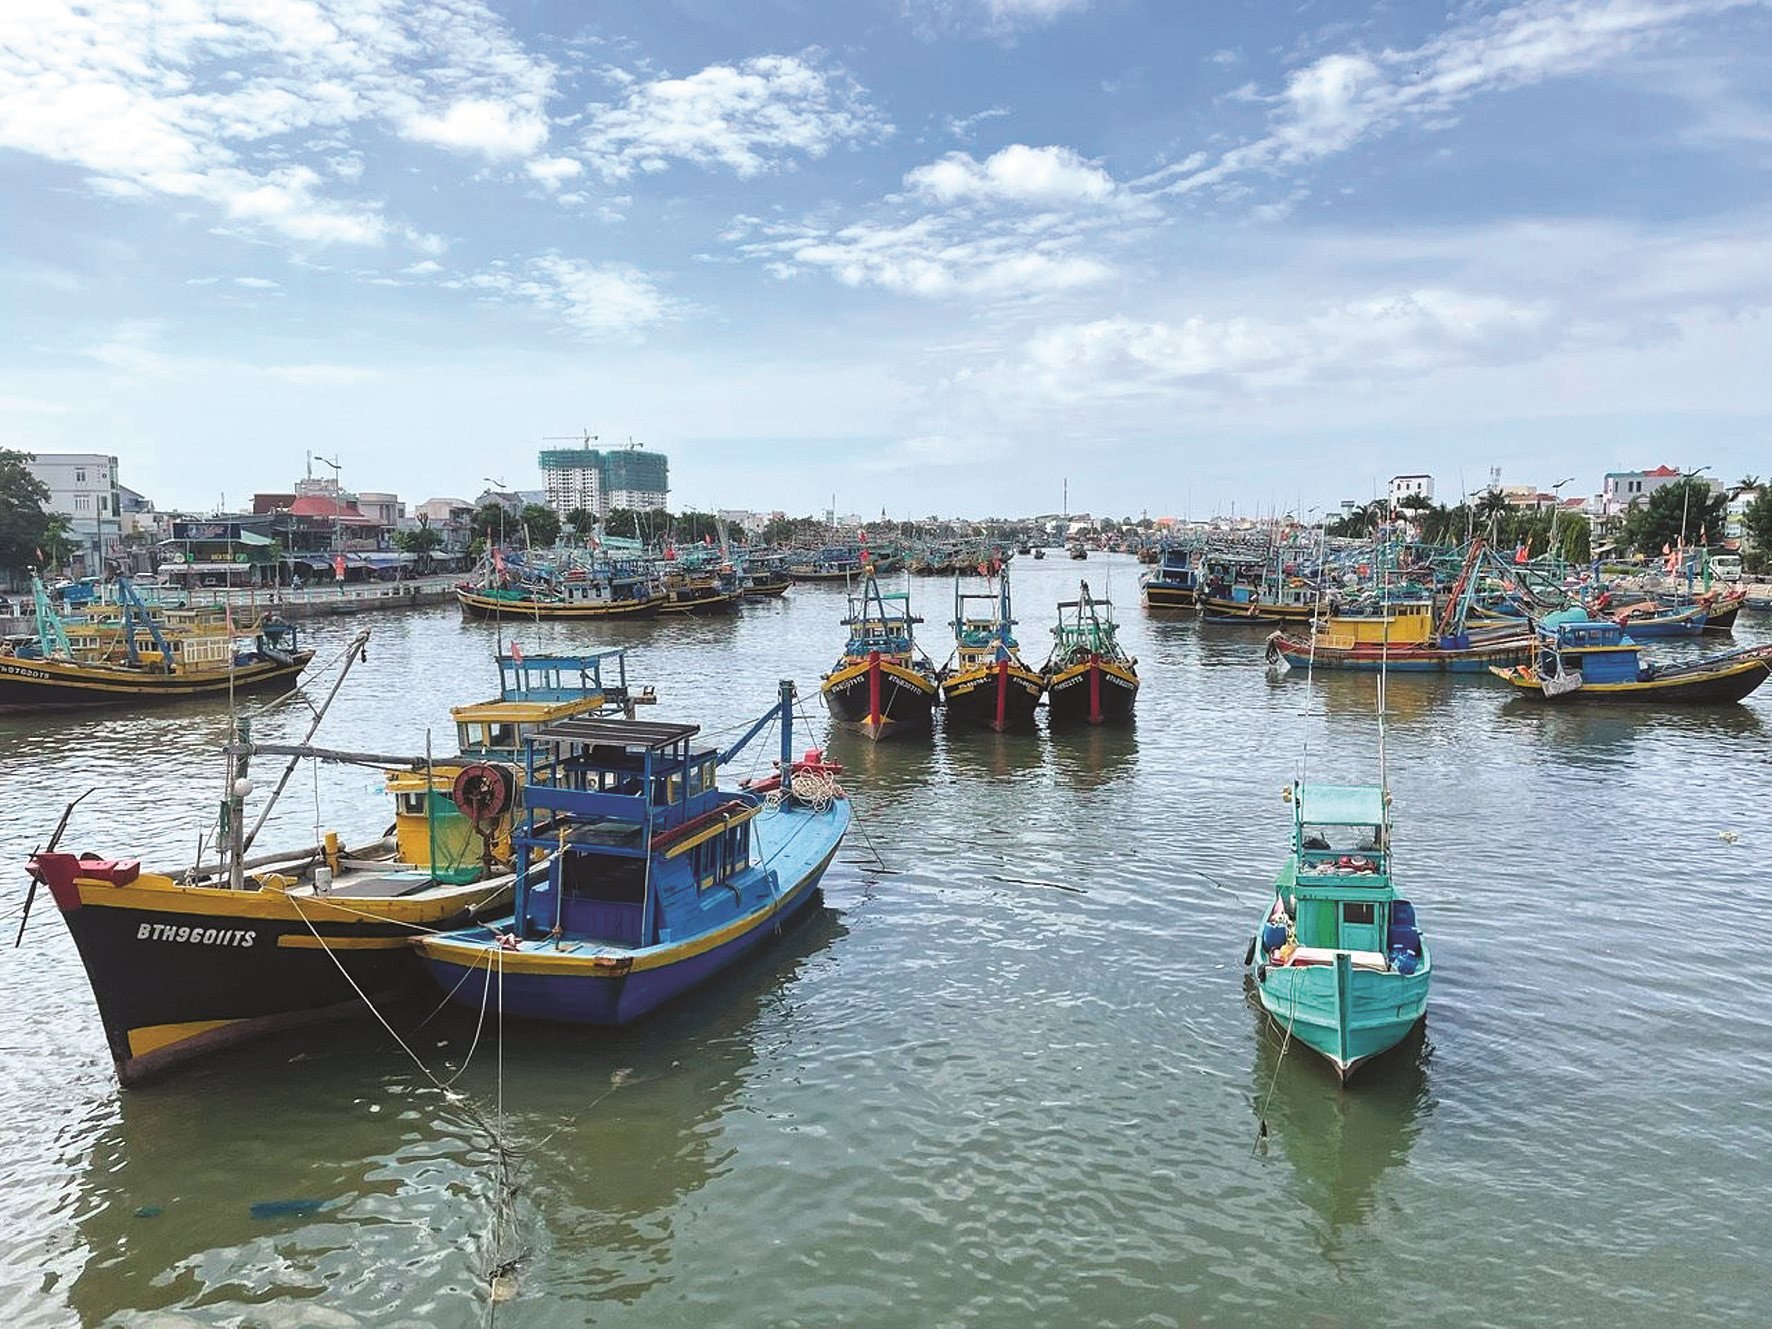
[2,556,1769,1327]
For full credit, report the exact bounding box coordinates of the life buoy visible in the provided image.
[452,764,513,820]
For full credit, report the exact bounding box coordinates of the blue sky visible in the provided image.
[1,0,1768,519]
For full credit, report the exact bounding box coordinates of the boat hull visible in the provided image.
[659,587,742,615]
[941,660,1044,731]
[0,650,312,712]
[1044,657,1138,724]
[417,832,842,1025]
[1141,583,1196,610]
[1198,595,1316,624]
[1254,949,1431,1082]
[1493,656,1772,703]
[1267,633,1533,673]
[822,656,938,739]
[24,852,510,1085]
[456,589,663,620]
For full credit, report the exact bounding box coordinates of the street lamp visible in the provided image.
[483,476,507,558]
[1679,464,1711,575]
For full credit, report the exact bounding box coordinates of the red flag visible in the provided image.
[509,640,524,665]
[333,553,347,580]
[492,547,505,573]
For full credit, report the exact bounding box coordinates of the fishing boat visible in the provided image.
[414,681,850,1025]
[1490,612,1772,703]
[1248,783,1431,1083]
[0,576,310,711]
[1067,540,1089,560]
[1198,552,1319,624]
[19,646,639,1085]
[1602,598,1707,638]
[658,555,742,615]
[939,574,1044,732]
[1141,543,1200,610]
[1042,581,1138,724]
[456,551,664,620]
[1266,602,1533,673]
[740,549,792,598]
[788,544,869,581]
[820,572,940,740]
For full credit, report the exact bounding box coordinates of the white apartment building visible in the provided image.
[23,452,123,564]
[1388,474,1434,505]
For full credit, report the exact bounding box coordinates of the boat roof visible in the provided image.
[452,697,604,724]
[532,717,700,750]
[1298,783,1387,825]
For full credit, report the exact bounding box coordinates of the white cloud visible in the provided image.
[744,214,1114,298]
[452,255,680,339]
[232,277,282,289]
[1157,0,1758,198]
[580,53,889,179]
[904,0,1092,37]
[0,0,563,248]
[906,144,1119,207]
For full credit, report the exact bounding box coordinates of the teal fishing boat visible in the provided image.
[1248,783,1431,1083]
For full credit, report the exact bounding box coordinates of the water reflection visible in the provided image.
[60,906,846,1325]
[1246,986,1432,1249]
[1047,721,1139,791]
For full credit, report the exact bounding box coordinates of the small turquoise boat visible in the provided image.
[416,681,850,1024]
[1249,783,1430,1083]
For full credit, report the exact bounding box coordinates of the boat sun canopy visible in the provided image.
[1297,784,1386,827]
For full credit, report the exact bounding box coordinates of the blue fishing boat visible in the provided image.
[1491,612,1772,703]
[1141,542,1200,610]
[1248,783,1431,1083]
[414,681,850,1024]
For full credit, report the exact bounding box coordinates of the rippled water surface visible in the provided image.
[3,556,1769,1327]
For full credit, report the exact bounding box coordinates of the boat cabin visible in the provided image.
[1532,617,1643,688]
[1281,783,1401,957]
[840,579,923,661]
[1147,544,1198,589]
[513,718,767,950]
[1315,599,1438,650]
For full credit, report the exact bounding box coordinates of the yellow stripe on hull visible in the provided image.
[127,1018,239,1059]
[419,844,839,978]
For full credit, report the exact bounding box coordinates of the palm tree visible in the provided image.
[1734,475,1763,497]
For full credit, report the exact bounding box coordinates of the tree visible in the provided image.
[470,501,511,544]
[1474,490,1510,524]
[1620,478,1727,557]
[0,448,54,579]
[1741,491,1772,573]
[394,524,444,571]
[38,513,75,571]
[563,507,596,542]
[1396,493,1433,513]
[519,503,561,549]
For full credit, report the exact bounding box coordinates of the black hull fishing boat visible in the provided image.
[1043,581,1139,724]
[940,574,1043,732]
[20,647,639,1084]
[0,576,311,712]
[1491,612,1772,704]
[820,572,940,740]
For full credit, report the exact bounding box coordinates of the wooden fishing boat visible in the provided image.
[456,553,663,620]
[1248,783,1430,1083]
[1490,613,1772,703]
[820,573,940,740]
[414,682,849,1026]
[1141,543,1199,610]
[20,647,638,1084]
[1067,541,1088,560]
[788,545,869,581]
[1605,599,1707,637]
[740,550,792,598]
[1266,602,1533,673]
[1043,581,1138,724]
[658,564,742,614]
[0,575,311,712]
[940,575,1044,732]
[1198,553,1319,624]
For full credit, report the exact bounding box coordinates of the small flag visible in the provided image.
[492,547,505,573]
[333,554,346,580]
[510,640,524,665]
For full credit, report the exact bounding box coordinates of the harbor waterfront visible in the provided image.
[2,554,1769,1327]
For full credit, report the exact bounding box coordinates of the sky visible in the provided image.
[1,0,1769,520]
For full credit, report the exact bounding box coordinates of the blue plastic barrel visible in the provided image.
[1261,922,1288,952]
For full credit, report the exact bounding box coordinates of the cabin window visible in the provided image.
[1301,824,1379,852]
[561,850,644,903]
[397,792,427,816]
[1343,902,1375,926]
[488,723,517,749]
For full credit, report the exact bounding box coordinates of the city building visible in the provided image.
[1602,465,1682,517]
[21,452,125,568]
[1388,474,1434,506]
[539,441,669,517]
